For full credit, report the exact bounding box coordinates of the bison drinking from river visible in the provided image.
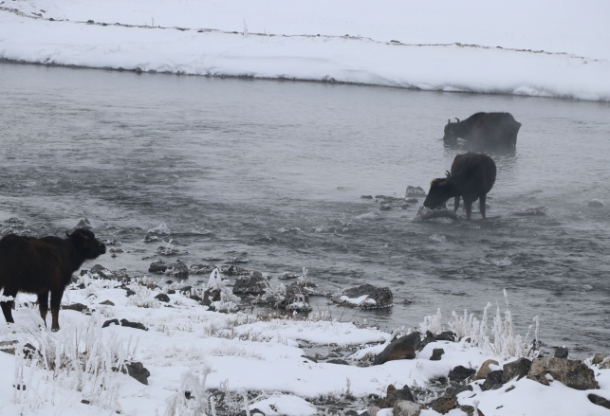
[443,112,521,148]
[0,228,106,331]
[423,152,496,220]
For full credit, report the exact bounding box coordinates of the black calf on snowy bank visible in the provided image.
[423,152,496,220]
[0,229,106,331]
[443,112,521,148]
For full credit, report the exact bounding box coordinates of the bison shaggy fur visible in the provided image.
[0,228,106,331]
[443,112,521,148]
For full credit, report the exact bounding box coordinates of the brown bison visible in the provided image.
[423,152,496,220]
[443,112,521,148]
[0,228,106,331]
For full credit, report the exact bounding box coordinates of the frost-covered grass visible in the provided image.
[5,314,138,414]
[1,273,609,416]
[205,269,241,313]
[420,289,539,359]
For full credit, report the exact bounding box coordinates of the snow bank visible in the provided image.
[1,0,609,101]
[1,273,609,416]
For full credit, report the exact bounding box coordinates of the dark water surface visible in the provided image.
[1,62,609,357]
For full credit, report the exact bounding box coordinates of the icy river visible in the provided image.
[1,62,609,357]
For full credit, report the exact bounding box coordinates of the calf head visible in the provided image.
[443,118,460,142]
[67,229,106,259]
[423,172,454,209]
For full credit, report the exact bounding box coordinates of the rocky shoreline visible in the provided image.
[1,219,610,415]
[11,264,606,415]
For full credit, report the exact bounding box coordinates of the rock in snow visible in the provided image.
[332,284,393,309]
[527,356,599,390]
[373,332,421,365]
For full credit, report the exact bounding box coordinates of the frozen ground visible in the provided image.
[1,270,609,416]
[1,2,610,414]
[1,0,609,101]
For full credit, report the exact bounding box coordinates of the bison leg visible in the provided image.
[453,196,460,212]
[1,288,18,324]
[479,194,487,219]
[463,198,474,220]
[49,287,65,332]
[38,291,49,327]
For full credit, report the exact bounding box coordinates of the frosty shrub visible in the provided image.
[419,308,443,335]
[127,284,161,308]
[165,365,213,416]
[296,267,311,286]
[207,269,240,312]
[262,282,286,307]
[420,290,539,359]
[12,314,138,412]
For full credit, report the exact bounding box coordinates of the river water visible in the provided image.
[1,62,609,357]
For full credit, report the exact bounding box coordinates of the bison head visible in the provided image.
[443,118,460,142]
[67,228,106,259]
[423,172,454,209]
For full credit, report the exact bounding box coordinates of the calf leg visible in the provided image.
[1,288,18,324]
[49,287,65,332]
[38,291,49,327]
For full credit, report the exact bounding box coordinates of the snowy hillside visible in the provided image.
[1,0,609,101]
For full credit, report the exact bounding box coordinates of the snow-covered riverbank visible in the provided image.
[1,0,609,101]
[1,268,610,416]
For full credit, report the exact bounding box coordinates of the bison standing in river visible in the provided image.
[423,152,496,220]
[0,228,106,331]
[443,112,521,148]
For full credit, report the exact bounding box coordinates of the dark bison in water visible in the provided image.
[443,112,521,148]
[0,228,106,331]
[424,152,496,220]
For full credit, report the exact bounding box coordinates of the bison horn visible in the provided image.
[455,118,460,123]
[76,229,90,240]
[445,170,451,178]
[447,118,451,124]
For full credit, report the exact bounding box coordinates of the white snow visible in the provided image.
[1,0,609,101]
[1,272,609,415]
[340,294,376,307]
[249,395,317,416]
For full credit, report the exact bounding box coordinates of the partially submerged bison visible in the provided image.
[443,112,521,148]
[0,228,106,331]
[424,152,496,220]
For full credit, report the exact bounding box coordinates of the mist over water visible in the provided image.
[1,62,609,357]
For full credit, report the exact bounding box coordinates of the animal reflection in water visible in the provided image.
[443,112,521,150]
[423,152,496,220]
